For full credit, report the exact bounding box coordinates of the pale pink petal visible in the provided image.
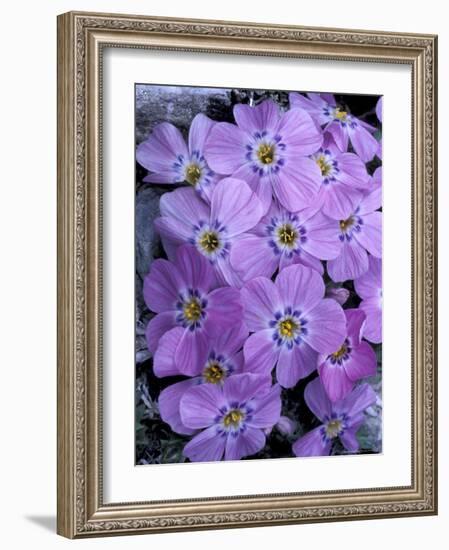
[344,342,377,382]
[174,329,209,376]
[354,255,382,299]
[145,312,177,354]
[230,234,278,282]
[321,183,363,220]
[225,427,265,460]
[359,186,382,214]
[318,360,354,402]
[136,122,188,173]
[292,427,331,457]
[233,99,280,134]
[243,330,279,375]
[241,277,281,331]
[348,123,379,162]
[223,372,272,404]
[302,211,342,259]
[183,426,226,462]
[289,250,325,275]
[154,216,192,245]
[232,163,273,214]
[278,108,323,156]
[275,264,325,313]
[249,385,282,428]
[336,152,370,188]
[354,212,382,258]
[276,343,318,388]
[159,378,199,435]
[345,308,366,345]
[340,428,360,452]
[188,113,215,154]
[326,121,349,152]
[304,377,332,422]
[335,383,377,420]
[175,244,214,294]
[210,178,263,237]
[303,299,346,354]
[205,287,243,336]
[153,326,184,377]
[272,158,321,212]
[180,384,225,429]
[204,122,247,174]
[159,186,209,226]
[327,240,369,282]
[143,258,182,313]
[359,297,382,343]
[212,322,249,357]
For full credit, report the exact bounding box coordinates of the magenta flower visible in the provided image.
[230,201,341,282]
[354,255,382,344]
[289,92,379,162]
[154,178,263,287]
[136,113,219,200]
[241,264,346,388]
[318,309,377,402]
[180,373,281,461]
[309,133,370,220]
[204,99,323,213]
[292,377,377,457]
[155,323,248,435]
[143,244,242,374]
[327,186,382,282]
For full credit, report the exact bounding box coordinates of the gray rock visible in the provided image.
[135,185,161,281]
[135,185,163,364]
[135,85,233,145]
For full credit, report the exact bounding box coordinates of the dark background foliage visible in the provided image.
[135,85,382,465]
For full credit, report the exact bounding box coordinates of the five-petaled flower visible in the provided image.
[154,178,264,287]
[143,244,242,375]
[154,323,249,435]
[241,264,346,388]
[180,373,282,462]
[289,92,379,163]
[230,201,341,281]
[204,99,323,213]
[309,133,371,220]
[136,113,220,200]
[327,185,382,282]
[318,308,377,402]
[292,377,377,457]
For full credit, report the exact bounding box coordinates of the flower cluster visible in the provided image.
[138,91,382,463]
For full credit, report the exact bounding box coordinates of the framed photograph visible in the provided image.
[57,11,438,538]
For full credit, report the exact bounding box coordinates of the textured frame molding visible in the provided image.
[57,11,438,538]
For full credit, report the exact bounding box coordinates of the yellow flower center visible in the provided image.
[183,298,202,322]
[316,154,332,176]
[223,409,245,428]
[185,164,201,186]
[203,363,226,384]
[331,343,348,361]
[199,231,220,253]
[257,143,274,165]
[334,107,348,122]
[279,318,299,339]
[339,216,354,232]
[278,224,297,247]
[325,419,343,439]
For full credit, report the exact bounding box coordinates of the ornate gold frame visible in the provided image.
[57,11,438,538]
